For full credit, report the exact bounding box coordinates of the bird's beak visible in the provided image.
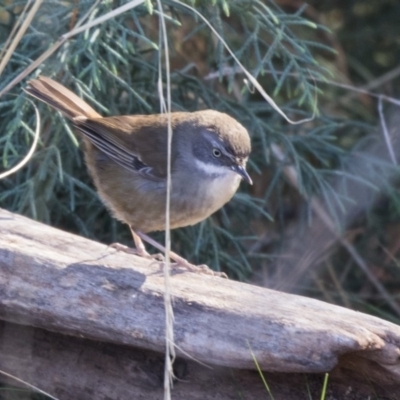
[232,164,253,185]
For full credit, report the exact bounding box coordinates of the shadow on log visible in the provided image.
[0,208,399,399]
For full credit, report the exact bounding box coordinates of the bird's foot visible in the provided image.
[170,258,228,279]
[109,240,226,278]
[109,242,164,261]
[133,230,227,278]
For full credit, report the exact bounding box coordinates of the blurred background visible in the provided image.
[1,0,400,325]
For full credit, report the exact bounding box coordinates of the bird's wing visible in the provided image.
[75,115,177,180]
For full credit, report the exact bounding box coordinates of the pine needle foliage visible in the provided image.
[0,0,391,288]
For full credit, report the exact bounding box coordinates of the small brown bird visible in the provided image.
[25,76,252,275]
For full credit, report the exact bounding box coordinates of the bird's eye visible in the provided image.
[212,148,221,158]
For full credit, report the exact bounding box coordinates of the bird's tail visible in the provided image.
[25,76,101,120]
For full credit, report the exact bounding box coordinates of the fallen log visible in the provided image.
[0,208,399,398]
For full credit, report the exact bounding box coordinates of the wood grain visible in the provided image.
[0,207,400,392]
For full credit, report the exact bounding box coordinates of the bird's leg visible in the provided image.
[130,228,152,257]
[109,228,164,261]
[136,231,227,278]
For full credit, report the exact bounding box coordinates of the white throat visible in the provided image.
[195,159,230,177]
[193,159,241,215]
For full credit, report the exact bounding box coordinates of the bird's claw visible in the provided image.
[109,242,164,261]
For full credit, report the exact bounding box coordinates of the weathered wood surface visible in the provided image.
[0,320,391,400]
[1,208,400,390]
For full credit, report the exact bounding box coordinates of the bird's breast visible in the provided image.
[169,170,241,228]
